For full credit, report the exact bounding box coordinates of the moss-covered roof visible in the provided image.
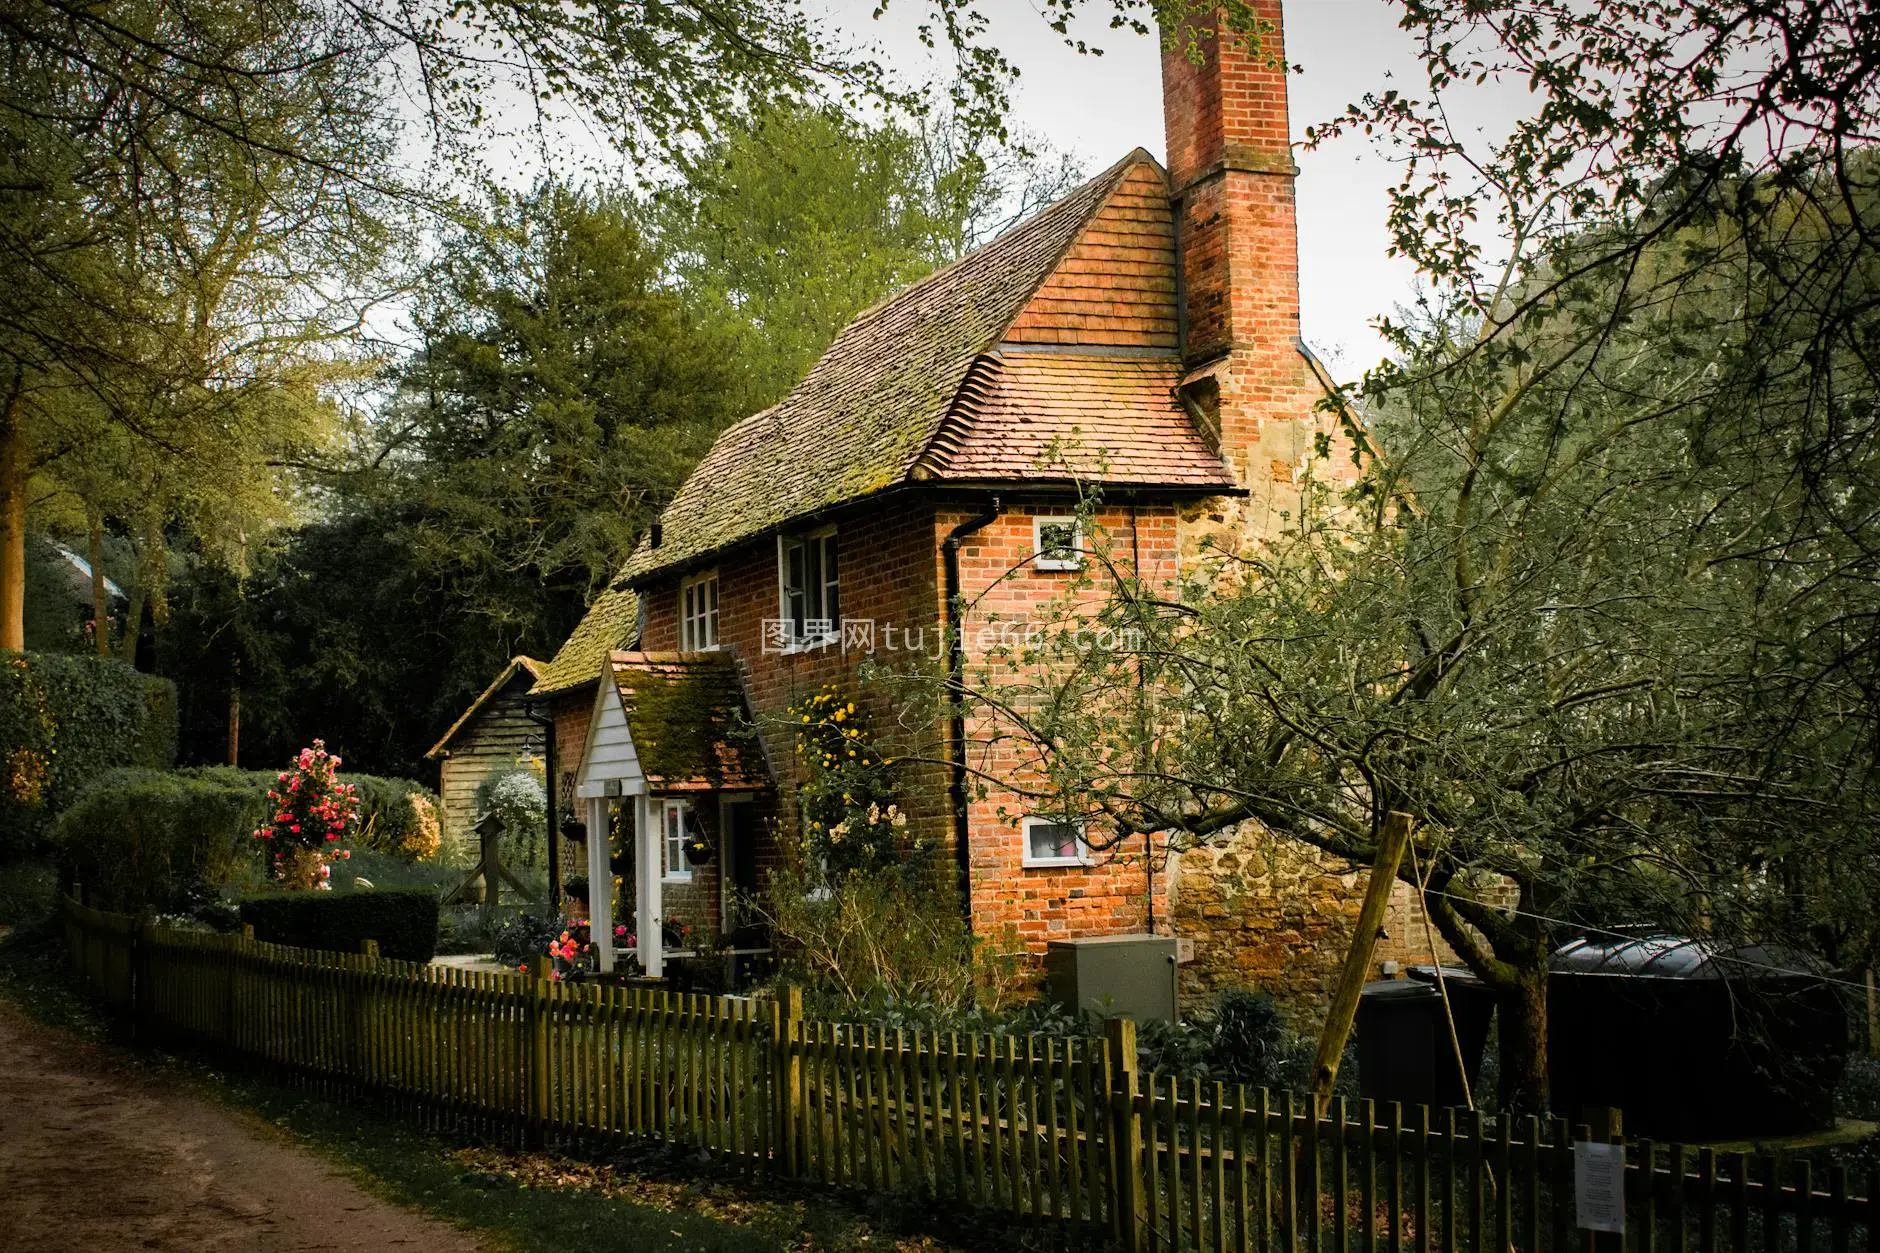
[529,588,640,696]
[617,150,1162,586]
[611,651,767,792]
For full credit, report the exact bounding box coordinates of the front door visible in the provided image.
[720,798,763,947]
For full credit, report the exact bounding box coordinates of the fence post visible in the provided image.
[358,940,380,1088]
[770,985,803,1178]
[526,955,551,1148]
[1106,1016,1147,1253]
[1592,1107,1627,1253]
[130,911,153,1042]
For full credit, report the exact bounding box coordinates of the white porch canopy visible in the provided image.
[572,672,667,976]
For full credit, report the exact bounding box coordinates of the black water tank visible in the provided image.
[1548,935,1847,1141]
[1356,968,1496,1110]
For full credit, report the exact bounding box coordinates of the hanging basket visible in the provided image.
[683,837,714,866]
[559,818,588,844]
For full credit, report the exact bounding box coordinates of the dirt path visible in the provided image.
[0,998,487,1252]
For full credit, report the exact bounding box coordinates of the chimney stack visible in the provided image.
[1163,3,1328,517]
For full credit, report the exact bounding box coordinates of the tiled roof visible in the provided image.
[529,588,640,696]
[912,351,1238,487]
[619,148,1203,585]
[610,651,767,792]
[426,656,545,758]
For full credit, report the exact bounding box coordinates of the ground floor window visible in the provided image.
[1022,815,1089,868]
[662,799,693,882]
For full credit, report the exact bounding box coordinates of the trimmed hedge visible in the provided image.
[55,767,266,914]
[2,651,178,850]
[240,888,441,962]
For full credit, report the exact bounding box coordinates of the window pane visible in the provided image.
[785,542,806,634]
[1028,822,1080,861]
[802,537,823,622]
[1038,520,1078,564]
[822,534,840,626]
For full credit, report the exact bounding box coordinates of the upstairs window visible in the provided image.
[1022,815,1090,868]
[778,528,840,647]
[680,572,719,651]
[1034,516,1083,571]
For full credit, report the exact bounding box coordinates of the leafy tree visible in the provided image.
[157,186,734,777]
[654,101,1084,412]
[1,0,395,651]
[381,182,736,617]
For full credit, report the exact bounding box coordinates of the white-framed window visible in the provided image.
[661,799,693,882]
[777,527,840,647]
[1033,516,1083,571]
[680,571,719,651]
[1022,815,1090,868]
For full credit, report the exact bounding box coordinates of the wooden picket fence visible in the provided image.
[59,895,1878,1252]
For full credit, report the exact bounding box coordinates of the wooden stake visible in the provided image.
[1867,969,1877,1058]
[1311,811,1413,1115]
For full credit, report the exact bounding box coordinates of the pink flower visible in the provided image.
[290,824,301,834]
[613,925,627,937]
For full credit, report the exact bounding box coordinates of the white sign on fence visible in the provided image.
[1574,1140,1626,1233]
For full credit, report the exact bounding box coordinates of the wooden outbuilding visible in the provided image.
[425,655,546,854]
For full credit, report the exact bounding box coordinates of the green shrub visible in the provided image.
[763,857,1027,1015]
[349,775,442,862]
[334,848,463,895]
[240,887,441,962]
[1,652,178,850]
[473,767,545,868]
[492,912,560,966]
[0,860,57,933]
[55,767,266,913]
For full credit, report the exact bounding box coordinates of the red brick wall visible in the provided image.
[547,685,593,892]
[945,498,1183,953]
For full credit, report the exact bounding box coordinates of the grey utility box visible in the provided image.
[1045,934,1179,1022]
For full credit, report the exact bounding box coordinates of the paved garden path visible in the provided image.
[0,997,487,1252]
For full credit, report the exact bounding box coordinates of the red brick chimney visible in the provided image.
[1163,3,1327,516]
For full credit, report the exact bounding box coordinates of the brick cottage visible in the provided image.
[525,1,1447,1005]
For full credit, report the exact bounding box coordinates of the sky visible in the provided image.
[814,0,1436,375]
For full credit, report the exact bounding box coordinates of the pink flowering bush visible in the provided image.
[252,741,359,889]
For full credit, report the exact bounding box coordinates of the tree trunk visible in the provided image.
[1494,964,1550,1113]
[228,686,240,766]
[0,374,25,652]
[121,512,164,669]
[123,574,145,669]
[88,507,109,656]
